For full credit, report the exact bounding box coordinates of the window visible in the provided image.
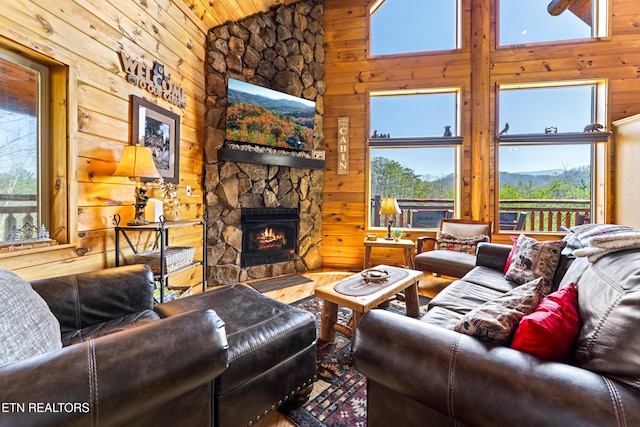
[369,89,460,229]
[0,45,70,249]
[497,81,608,233]
[498,0,608,46]
[0,48,49,243]
[369,0,460,56]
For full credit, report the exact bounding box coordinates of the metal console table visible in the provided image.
[114,216,207,303]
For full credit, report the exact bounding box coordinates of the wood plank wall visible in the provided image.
[0,0,207,280]
[321,0,640,270]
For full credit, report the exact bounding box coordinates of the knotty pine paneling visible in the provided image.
[0,0,207,279]
[321,0,640,270]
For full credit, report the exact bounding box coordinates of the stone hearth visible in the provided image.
[204,0,325,286]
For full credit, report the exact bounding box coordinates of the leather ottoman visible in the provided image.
[155,284,317,427]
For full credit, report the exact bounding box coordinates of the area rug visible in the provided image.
[280,294,431,427]
[247,274,313,293]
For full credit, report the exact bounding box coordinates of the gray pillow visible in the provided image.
[0,268,62,367]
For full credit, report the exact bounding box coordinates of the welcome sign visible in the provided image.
[118,50,186,108]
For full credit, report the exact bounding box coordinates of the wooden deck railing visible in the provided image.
[371,196,590,232]
[499,199,590,232]
[0,194,38,241]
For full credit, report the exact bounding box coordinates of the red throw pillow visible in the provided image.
[510,282,579,361]
[503,235,519,272]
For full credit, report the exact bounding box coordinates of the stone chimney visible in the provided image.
[204,0,325,286]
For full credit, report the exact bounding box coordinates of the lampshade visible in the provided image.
[379,197,401,215]
[113,145,162,179]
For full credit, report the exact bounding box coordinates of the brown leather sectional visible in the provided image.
[353,242,640,427]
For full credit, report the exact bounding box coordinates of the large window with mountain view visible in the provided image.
[497,81,608,233]
[0,48,49,244]
[498,0,607,46]
[369,89,460,230]
[369,0,460,56]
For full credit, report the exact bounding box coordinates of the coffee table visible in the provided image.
[314,265,423,342]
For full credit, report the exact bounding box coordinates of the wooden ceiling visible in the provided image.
[0,1,298,116]
[181,0,300,31]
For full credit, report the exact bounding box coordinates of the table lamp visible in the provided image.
[113,144,162,226]
[379,197,401,240]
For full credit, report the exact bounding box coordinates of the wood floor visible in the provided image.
[245,268,454,427]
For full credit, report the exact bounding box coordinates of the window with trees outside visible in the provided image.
[369,0,460,56]
[0,48,51,245]
[498,0,608,46]
[497,81,608,233]
[369,89,460,230]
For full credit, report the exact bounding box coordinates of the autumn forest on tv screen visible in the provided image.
[225,102,314,151]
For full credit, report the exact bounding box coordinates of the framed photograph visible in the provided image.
[130,95,180,184]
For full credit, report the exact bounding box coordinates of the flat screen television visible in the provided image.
[225,78,316,152]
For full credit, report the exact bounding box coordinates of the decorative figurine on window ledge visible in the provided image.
[584,123,604,132]
[1,223,58,252]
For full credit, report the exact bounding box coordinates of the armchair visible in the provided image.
[414,218,492,278]
[0,265,229,427]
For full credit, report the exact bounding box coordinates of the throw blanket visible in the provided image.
[565,224,640,262]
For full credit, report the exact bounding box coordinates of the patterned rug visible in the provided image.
[280,294,431,427]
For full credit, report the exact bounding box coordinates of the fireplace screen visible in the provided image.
[241,208,299,267]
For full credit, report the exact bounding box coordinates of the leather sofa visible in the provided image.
[0,264,228,427]
[0,265,316,427]
[353,242,640,427]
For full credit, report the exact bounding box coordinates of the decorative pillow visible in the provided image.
[511,282,579,361]
[0,268,62,367]
[504,234,567,292]
[454,277,545,344]
[434,231,490,255]
[503,235,519,273]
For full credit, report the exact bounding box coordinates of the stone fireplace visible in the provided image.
[203,0,325,286]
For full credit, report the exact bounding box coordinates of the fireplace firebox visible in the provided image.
[241,208,299,267]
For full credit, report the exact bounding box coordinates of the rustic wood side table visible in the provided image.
[363,237,416,269]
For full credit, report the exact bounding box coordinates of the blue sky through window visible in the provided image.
[499,0,592,45]
[369,1,598,178]
[370,92,456,138]
[371,0,457,55]
[370,92,456,178]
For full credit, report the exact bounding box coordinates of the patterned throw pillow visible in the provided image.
[0,268,62,367]
[504,234,567,292]
[454,277,545,344]
[434,231,490,255]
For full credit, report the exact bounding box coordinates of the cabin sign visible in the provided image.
[337,117,349,175]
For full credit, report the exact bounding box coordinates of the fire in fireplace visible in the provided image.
[241,208,299,267]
